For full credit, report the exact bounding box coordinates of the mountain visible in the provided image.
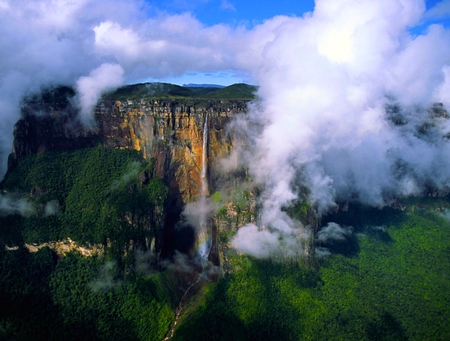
[101,82,257,101]
[6,83,256,261]
[1,83,450,341]
[182,83,225,88]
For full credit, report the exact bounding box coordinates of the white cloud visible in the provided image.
[75,63,125,127]
[231,224,281,259]
[1,0,450,261]
[434,65,450,107]
[221,0,236,12]
[424,0,450,20]
[230,0,450,258]
[316,223,353,243]
[0,0,268,176]
[0,194,36,217]
[94,21,142,58]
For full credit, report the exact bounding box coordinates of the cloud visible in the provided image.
[75,63,125,127]
[424,0,450,20]
[44,200,60,216]
[134,249,157,275]
[89,260,121,292]
[178,196,218,260]
[231,0,450,257]
[110,161,142,190]
[0,0,296,178]
[1,0,450,261]
[0,193,36,217]
[180,197,219,233]
[434,65,450,108]
[231,219,309,259]
[221,0,236,12]
[231,223,280,258]
[316,222,353,243]
[161,250,195,273]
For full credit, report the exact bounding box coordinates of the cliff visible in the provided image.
[10,84,252,203]
[95,98,247,202]
[7,83,255,260]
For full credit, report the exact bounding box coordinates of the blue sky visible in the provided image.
[146,0,448,28]
[143,0,315,85]
[145,0,315,28]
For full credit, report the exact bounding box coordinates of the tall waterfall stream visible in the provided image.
[162,114,211,341]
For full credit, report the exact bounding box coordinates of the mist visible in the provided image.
[231,0,450,257]
[0,193,36,217]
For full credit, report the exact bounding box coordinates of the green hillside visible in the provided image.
[1,97,450,340]
[0,146,184,340]
[102,82,257,101]
[202,83,258,100]
[173,203,450,341]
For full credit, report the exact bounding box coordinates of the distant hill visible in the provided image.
[202,83,258,100]
[102,82,258,101]
[182,83,225,88]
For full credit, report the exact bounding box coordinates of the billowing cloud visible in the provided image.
[231,222,309,259]
[75,63,124,127]
[231,223,281,259]
[0,194,36,217]
[316,223,353,243]
[231,0,450,257]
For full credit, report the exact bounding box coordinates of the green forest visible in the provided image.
[102,82,257,101]
[1,146,450,340]
[0,146,179,340]
[174,204,450,340]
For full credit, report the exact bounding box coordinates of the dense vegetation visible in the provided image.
[0,146,180,340]
[1,144,450,340]
[1,145,167,252]
[172,203,450,341]
[102,82,257,101]
[0,247,180,340]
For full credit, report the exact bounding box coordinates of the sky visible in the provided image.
[146,0,450,85]
[144,0,315,28]
[141,0,315,85]
[2,0,450,258]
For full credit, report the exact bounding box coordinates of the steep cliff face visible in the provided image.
[95,98,249,259]
[8,85,253,260]
[11,90,248,202]
[10,86,99,167]
[95,99,247,203]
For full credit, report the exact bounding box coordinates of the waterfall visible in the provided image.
[201,114,208,196]
[164,115,211,341]
[197,114,212,261]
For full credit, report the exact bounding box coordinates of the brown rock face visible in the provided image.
[95,99,248,203]
[94,99,249,259]
[9,92,251,260]
[11,95,248,204]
